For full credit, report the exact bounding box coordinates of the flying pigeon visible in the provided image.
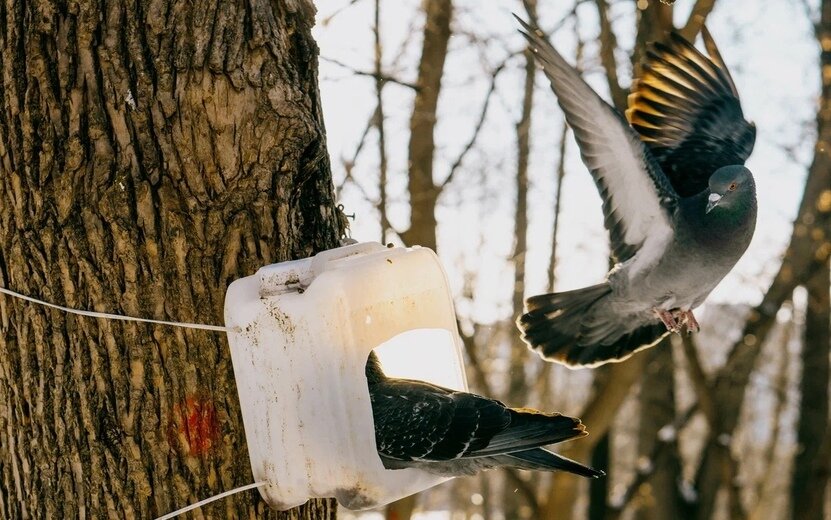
[365,352,603,478]
[515,18,757,368]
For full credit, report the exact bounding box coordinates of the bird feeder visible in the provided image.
[224,242,468,511]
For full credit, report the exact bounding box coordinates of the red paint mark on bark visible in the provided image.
[172,396,219,457]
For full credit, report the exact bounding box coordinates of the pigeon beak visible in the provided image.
[706,193,722,214]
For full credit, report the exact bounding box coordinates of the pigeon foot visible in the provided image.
[653,308,680,333]
[677,310,700,333]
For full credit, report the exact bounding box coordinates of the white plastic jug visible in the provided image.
[224,242,468,510]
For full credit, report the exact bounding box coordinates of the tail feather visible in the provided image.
[519,283,611,342]
[471,411,586,457]
[518,283,669,367]
[568,324,669,367]
[494,448,605,478]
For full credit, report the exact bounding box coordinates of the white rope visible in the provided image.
[155,481,268,520]
[0,285,230,332]
[0,287,262,516]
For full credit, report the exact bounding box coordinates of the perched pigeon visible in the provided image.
[365,352,603,478]
[515,18,757,368]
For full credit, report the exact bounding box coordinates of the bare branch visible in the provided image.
[441,0,582,192]
[321,56,420,91]
[679,335,717,428]
[506,42,536,410]
[458,323,497,397]
[336,106,378,193]
[594,0,628,112]
[522,0,542,27]
[440,60,509,190]
[320,0,365,26]
[680,0,718,40]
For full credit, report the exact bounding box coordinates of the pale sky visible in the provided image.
[314,0,819,326]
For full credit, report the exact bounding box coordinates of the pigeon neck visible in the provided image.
[712,191,755,224]
[683,190,755,244]
[697,190,756,239]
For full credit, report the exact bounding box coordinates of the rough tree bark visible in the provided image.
[0,0,341,517]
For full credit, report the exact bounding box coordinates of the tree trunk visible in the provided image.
[587,433,609,520]
[541,353,648,520]
[385,2,452,518]
[792,262,830,520]
[400,0,452,252]
[372,0,390,243]
[0,0,341,517]
[507,46,535,411]
[633,347,685,520]
[502,41,537,520]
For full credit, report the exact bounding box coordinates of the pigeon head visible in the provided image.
[706,165,755,214]
[365,351,387,385]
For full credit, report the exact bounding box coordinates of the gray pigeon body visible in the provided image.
[365,352,603,478]
[515,19,757,367]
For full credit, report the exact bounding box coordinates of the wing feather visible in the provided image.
[627,27,756,197]
[371,379,586,463]
[516,17,677,264]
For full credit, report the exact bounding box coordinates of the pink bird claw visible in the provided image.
[653,308,680,333]
[679,310,700,333]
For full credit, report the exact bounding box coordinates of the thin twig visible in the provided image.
[336,106,378,193]
[337,14,418,202]
[441,0,581,194]
[680,0,718,40]
[320,0,365,26]
[440,58,511,190]
[321,56,420,91]
[594,0,627,111]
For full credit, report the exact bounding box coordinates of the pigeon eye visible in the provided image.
[728,182,737,191]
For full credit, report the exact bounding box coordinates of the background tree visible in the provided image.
[321,0,831,518]
[0,0,342,517]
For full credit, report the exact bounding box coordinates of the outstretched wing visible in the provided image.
[517,17,678,264]
[626,27,756,197]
